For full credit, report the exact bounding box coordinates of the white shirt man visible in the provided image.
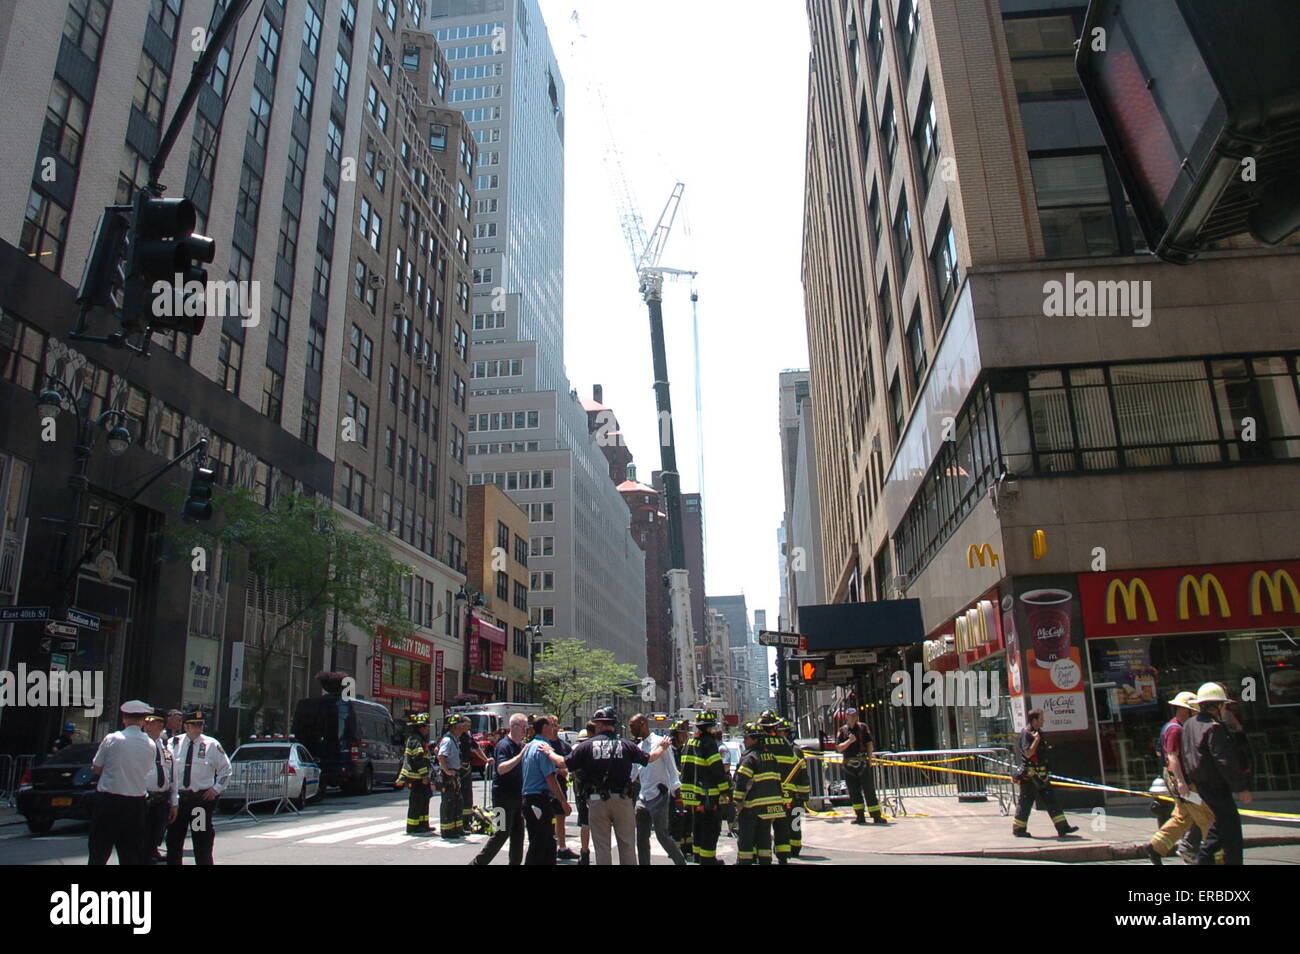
[629,715,688,866]
[88,700,158,865]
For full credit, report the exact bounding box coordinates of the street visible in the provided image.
[5,788,1298,866]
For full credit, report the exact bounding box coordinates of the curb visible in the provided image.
[912,834,1300,863]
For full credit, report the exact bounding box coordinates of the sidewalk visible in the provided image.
[802,796,1300,862]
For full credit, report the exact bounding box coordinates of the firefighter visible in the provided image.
[397,713,434,835]
[835,707,886,824]
[668,719,692,860]
[777,717,810,857]
[734,723,787,865]
[1012,708,1080,839]
[437,715,472,838]
[680,710,730,865]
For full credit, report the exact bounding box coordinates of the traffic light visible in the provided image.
[769,672,777,689]
[121,191,215,334]
[793,659,825,683]
[183,463,216,520]
[1076,0,1300,263]
[76,206,131,312]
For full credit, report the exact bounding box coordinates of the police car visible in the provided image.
[222,736,322,810]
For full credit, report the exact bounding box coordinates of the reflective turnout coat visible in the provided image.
[680,734,731,807]
[733,741,786,820]
[398,733,431,784]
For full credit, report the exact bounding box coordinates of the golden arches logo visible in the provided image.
[1177,574,1230,620]
[1104,577,1158,624]
[966,543,999,568]
[1249,569,1300,616]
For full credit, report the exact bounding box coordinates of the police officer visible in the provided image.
[141,709,174,863]
[776,717,810,857]
[836,707,886,825]
[734,722,787,865]
[437,715,471,838]
[565,707,672,865]
[668,719,692,859]
[397,713,435,835]
[680,710,731,865]
[88,700,157,865]
[1012,708,1079,839]
[167,711,232,865]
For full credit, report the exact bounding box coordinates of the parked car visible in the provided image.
[15,743,98,833]
[291,695,402,795]
[220,737,322,811]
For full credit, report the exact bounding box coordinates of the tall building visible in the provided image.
[465,482,531,704]
[778,369,824,631]
[432,0,646,671]
[803,0,1300,786]
[749,608,772,715]
[707,594,765,716]
[0,0,478,748]
[615,464,673,700]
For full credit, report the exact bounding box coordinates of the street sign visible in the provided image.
[45,622,78,638]
[0,605,50,623]
[826,668,855,680]
[51,653,69,670]
[65,608,101,631]
[758,630,803,648]
[39,637,52,653]
[835,651,878,667]
[58,639,78,652]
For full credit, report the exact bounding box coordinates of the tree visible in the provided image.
[168,486,413,734]
[533,638,639,728]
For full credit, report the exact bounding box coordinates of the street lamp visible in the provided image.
[526,623,543,703]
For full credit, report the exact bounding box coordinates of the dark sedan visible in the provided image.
[16,743,99,833]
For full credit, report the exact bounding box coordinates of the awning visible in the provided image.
[796,599,926,651]
[471,616,506,646]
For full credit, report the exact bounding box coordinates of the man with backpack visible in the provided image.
[1145,691,1213,864]
[1180,682,1253,864]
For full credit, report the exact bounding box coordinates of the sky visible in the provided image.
[537,0,813,635]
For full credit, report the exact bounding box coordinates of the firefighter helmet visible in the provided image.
[696,710,719,727]
[758,709,781,728]
[409,712,430,726]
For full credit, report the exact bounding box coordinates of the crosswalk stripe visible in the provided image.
[246,815,391,839]
[300,821,406,844]
[357,830,429,846]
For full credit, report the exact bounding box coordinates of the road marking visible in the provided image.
[299,820,406,844]
[358,830,433,845]
[246,815,391,839]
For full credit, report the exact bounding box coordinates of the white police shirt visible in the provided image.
[170,733,232,805]
[92,725,157,797]
[147,735,175,794]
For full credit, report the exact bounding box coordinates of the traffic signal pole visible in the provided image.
[777,645,788,720]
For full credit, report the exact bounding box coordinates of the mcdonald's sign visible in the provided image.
[1079,560,1300,638]
[967,543,1000,568]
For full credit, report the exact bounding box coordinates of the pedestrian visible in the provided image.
[734,722,787,865]
[397,712,435,836]
[835,707,886,825]
[566,707,672,865]
[680,710,731,865]
[166,711,231,865]
[521,715,570,865]
[1145,691,1214,864]
[1011,708,1079,839]
[668,719,692,858]
[630,713,687,865]
[470,713,532,865]
[437,715,471,839]
[1181,682,1252,865]
[50,721,76,754]
[88,700,156,866]
[141,709,174,863]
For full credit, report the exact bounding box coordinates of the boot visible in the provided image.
[1012,829,1031,838]
[1144,843,1163,865]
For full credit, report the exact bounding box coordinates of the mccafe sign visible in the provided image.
[1077,560,1300,638]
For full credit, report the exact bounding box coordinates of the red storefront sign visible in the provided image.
[468,616,507,673]
[1078,560,1300,639]
[372,630,434,703]
[435,651,444,705]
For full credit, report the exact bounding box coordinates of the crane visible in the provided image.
[567,11,704,712]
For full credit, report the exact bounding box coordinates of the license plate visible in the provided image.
[50,797,73,807]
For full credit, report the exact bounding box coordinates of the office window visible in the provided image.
[306,322,325,372]
[341,0,357,37]
[261,369,284,424]
[879,274,894,343]
[348,324,362,367]
[42,79,89,167]
[300,396,320,446]
[270,283,291,343]
[321,180,337,230]
[403,44,420,70]
[189,114,219,182]
[217,334,242,394]
[303,3,322,56]
[134,53,170,125]
[295,67,314,118]
[866,1,884,77]
[881,92,898,168]
[286,136,307,191]
[1030,153,1120,259]
[529,536,554,558]
[327,116,343,161]
[150,0,182,39]
[868,183,882,246]
[913,83,939,190]
[333,49,350,99]
[64,0,110,64]
[313,249,331,297]
[384,428,395,469]
[450,480,464,518]
[897,0,920,69]
[906,306,927,394]
[1004,14,1083,100]
[257,15,280,74]
[889,374,904,438]
[931,211,961,314]
[115,145,149,206]
[236,162,262,224]
[893,195,912,270]
[277,210,299,265]
[514,582,528,612]
[361,335,373,377]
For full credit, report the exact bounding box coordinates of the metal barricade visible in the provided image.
[2,754,36,808]
[876,748,1015,817]
[803,746,847,811]
[222,759,297,820]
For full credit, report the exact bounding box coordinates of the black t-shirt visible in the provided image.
[491,736,525,797]
[837,722,872,757]
[565,732,648,793]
